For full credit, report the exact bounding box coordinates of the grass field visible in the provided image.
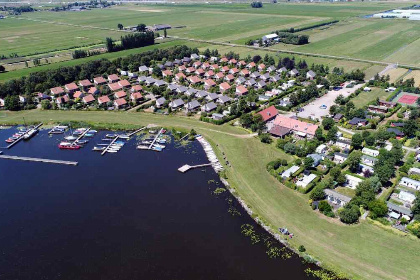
[1,109,420,280]
[403,70,420,87]
[352,87,391,108]
[383,67,409,83]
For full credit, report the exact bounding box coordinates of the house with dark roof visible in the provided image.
[185,100,201,112]
[169,98,185,109]
[201,102,217,112]
[348,117,367,126]
[387,127,405,138]
[155,97,166,108]
[325,189,351,207]
[333,113,343,122]
[268,125,291,138]
[306,70,316,80]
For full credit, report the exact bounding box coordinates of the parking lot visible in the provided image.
[287,83,364,120]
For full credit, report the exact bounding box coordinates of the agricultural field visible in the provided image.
[382,67,409,83]
[403,70,420,87]
[352,87,391,108]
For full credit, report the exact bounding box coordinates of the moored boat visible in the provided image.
[58,142,81,150]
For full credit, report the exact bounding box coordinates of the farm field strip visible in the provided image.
[403,70,420,86]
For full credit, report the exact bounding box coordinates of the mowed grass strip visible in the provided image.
[352,87,391,108]
[1,110,420,280]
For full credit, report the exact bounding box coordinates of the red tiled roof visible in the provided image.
[221,66,230,72]
[204,79,216,87]
[108,82,123,91]
[88,87,99,94]
[272,115,318,136]
[131,85,143,92]
[79,79,92,87]
[83,94,95,103]
[118,79,131,88]
[94,77,107,84]
[131,92,143,100]
[114,90,127,98]
[162,70,173,76]
[114,98,127,106]
[258,63,266,70]
[73,91,84,99]
[108,74,120,82]
[241,69,249,76]
[215,72,224,79]
[236,85,248,95]
[98,95,110,104]
[219,82,231,90]
[176,72,186,79]
[50,87,64,95]
[257,105,278,122]
[65,83,78,91]
[188,76,201,84]
[225,74,234,81]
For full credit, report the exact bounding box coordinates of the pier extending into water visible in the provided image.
[149,128,164,149]
[0,155,78,166]
[5,123,43,149]
[178,163,212,173]
[71,127,91,145]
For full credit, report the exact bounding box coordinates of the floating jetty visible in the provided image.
[178,163,212,173]
[196,135,224,173]
[0,155,78,166]
[4,123,43,149]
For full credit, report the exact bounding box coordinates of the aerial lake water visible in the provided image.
[0,128,316,280]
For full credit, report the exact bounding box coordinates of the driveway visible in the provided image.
[286,82,364,121]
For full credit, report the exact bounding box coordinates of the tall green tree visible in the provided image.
[351,133,363,149]
[347,151,361,173]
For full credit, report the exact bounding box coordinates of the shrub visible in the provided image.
[298,245,306,252]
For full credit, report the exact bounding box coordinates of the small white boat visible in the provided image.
[93,146,105,151]
[64,135,77,141]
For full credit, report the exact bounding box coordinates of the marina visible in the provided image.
[4,123,43,149]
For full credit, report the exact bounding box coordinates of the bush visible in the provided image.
[259,133,272,144]
[339,205,360,224]
[407,221,420,238]
[298,245,306,252]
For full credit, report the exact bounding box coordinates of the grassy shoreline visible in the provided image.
[1,110,420,280]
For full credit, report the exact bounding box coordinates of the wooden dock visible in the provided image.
[71,127,91,145]
[149,128,164,149]
[0,155,78,166]
[178,163,212,173]
[101,136,119,156]
[126,126,146,137]
[6,123,43,149]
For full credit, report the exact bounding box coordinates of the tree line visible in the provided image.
[275,32,309,45]
[106,32,155,53]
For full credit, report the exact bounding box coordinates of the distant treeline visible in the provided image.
[106,32,155,52]
[50,1,115,12]
[0,5,34,14]
[276,20,339,33]
[0,45,198,98]
[251,2,263,8]
[72,49,101,59]
[276,32,309,45]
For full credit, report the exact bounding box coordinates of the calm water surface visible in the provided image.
[0,128,315,280]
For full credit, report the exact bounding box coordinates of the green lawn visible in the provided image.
[352,87,391,108]
[1,109,420,280]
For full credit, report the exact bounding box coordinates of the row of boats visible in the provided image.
[58,128,97,150]
[196,135,224,173]
[136,129,167,152]
[5,126,39,143]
